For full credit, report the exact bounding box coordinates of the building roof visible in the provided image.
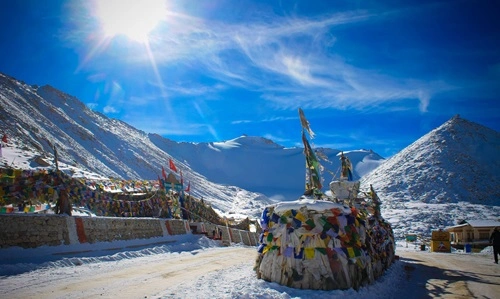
[446,223,468,230]
[446,220,500,230]
[466,220,500,228]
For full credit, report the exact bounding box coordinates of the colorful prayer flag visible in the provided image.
[304,247,315,259]
[298,108,315,139]
[302,131,322,190]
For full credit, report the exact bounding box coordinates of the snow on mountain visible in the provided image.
[149,134,386,201]
[0,71,385,202]
[0,72,381,217]
[360,115,500,238]
[361,115,500,204]
[1,72,499,239]
[0,72,274,218]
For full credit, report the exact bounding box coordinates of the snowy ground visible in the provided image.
[1,143,499,298]
[1,235,499,299]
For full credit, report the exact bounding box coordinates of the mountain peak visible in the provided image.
[231,135,284,148]
[362,116,500,204]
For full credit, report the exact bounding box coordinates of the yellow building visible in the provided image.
[430,230,451,253]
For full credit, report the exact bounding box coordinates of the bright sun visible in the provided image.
[95,0,166,42]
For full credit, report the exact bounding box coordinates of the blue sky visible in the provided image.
[0,0,498,157]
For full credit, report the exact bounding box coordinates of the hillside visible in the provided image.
[0,73,275,217]
[1,72,499,238]
[361,115,500,204]
[0,72,385,202]
[360,115,500,237]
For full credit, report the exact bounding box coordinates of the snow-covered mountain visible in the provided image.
[149,134,384,201]
[0,72,383,216]
[361,115,500,204]
[0,72,384,198]
[1,72,499,238]
[0,72,273,217]
[360,115,500,238]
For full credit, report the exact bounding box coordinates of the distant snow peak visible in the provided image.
[232,135,282,148]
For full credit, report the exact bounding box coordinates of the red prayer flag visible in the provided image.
[169,158,178,173]
[158,175,164,189]
[185,182,190,192]
[1,134,7,143]
[162,166,167,180]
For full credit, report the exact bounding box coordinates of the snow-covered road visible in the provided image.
[0,246,256,299]
[2,238,499,299]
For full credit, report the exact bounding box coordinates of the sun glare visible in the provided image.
[95,0,166,42]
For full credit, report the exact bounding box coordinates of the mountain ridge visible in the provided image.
[361,115,500,204]
[1,72,499,238]
[1,72,385,201]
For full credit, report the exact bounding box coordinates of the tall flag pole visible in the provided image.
[302,131,323,191]
[299,109,322,194]
[53,145,59,171]
[179,180,188,220]
[0,134,7,157]
[298,108,315,139]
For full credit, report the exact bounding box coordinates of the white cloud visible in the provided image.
[103,105,118,113]
[73,3,453,115]
[418,90,430,113]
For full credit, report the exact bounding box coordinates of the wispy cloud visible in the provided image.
[103,105,118,113]
[140,7,452,113]
[156,82,227,97]
[69,2,462,128]
[231,116,296,125]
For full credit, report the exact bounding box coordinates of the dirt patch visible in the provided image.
[397,250,500,298]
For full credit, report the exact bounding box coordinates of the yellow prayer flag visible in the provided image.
[304,247,315,259]
[295,212,306,222]
[347,247,355,258]
[356,258,364,268]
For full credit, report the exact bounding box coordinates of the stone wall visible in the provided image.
[0,214,71,248]
[0,214,258,249]
[204,222,258,246]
